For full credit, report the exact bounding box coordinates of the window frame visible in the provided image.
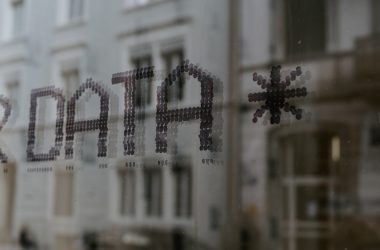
[172,162,192,218]
[162,49,186,104]
[268,126,344,250]
[0,0,27,41]
[118,168,137,217]
[143,166,163,217]
[57,0,87,27]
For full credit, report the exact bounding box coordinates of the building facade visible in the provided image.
[0,0,231,249]
[240,0,380,249]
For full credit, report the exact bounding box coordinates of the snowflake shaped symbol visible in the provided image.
[248,65,308,124]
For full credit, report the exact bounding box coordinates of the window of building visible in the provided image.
[11,0,25,37]
[68,0,84,22]
[209,206,220,230]
[119,169,136,216]
[81,135,97,163]
[291,133,333,177]
[5,81,19,124]
[62,68,80,97]
[5,81,19,102]
[285,0,326,57]
[270,132,338,250]
[172,163,192,218]
[372,0,380,34]
[57,0,84,25]
[54,171,74,217]
[370,126,380,146]
[131,56,152,108]
[144,167,162,217]
[61,67,82,123]
[163,50,185,103]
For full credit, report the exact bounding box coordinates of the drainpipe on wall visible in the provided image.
[224,0,242,248]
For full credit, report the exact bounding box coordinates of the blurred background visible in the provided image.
[0,0,380,249]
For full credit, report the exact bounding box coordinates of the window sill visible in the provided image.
[113,216,193,227]
[122,0,177,14]
[55,19,86,32]
[0,35,27,47]
[283,51,329,64]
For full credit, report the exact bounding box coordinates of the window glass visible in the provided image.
[285,0,326,57]
[296,185,330,222]
[11,0,25,37]
[163,50,185,103]
[68,0,84,21]
[372,0,380,34]
[172,163,192,218]
[62,69,79,96]
[54,171,74,217]
[0,1,379,250]
[119,169,136,216]
[144,167,162,217]
[132,56,152,108]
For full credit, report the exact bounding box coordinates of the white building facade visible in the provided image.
[0,0,232,249]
